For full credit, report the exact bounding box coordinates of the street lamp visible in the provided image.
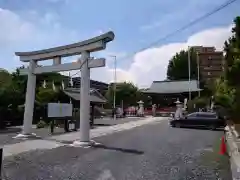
[110,55,117,120]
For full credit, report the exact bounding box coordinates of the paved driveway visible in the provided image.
[2,118,232,180]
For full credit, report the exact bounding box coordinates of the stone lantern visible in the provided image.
[174,99,183,120]
[137,100,144,117]
[152,104,157,117]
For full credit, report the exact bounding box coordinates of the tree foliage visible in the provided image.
[187,96,209,112]
[105,81,142,108]
[36,87,59,105]
[224,17,240,86]
[167,49,197,80]
[213,77,235,111]
[0,69,12,88]
[0,68,68,126]
[213,16,240,122]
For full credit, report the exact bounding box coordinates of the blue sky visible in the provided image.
[0,0,239,87]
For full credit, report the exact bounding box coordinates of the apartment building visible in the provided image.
[192,46,224,86]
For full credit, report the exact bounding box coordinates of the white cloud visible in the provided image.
[0,8,233,89]
[0,8,80,69]
[0,8,35,46]
[91,25,232,88]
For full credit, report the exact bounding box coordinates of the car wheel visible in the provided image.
[175,122,181,128]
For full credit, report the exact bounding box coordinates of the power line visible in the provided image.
[122,0,238,60]
[42,0,238,85]
[69,71,80,78]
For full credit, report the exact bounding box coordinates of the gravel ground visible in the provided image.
[0,117,143,146]
[2,120,232,180]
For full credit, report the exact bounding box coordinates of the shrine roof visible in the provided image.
[142,80,202,94]
[63,88,107,103]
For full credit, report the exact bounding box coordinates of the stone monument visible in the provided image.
[137,100,144,117]
[152,104,157,117]
[174,99,183,120]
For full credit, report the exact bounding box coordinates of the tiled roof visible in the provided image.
[142,80,202,94]
[63,88,107,103]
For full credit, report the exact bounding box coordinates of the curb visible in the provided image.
[232,126,240,138]
[225,126,240,179]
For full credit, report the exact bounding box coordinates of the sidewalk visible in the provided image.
[0,117,147,147]
[225,125,240,179]
[2,116,165,158]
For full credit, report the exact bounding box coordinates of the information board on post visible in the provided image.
[48,103,73,118]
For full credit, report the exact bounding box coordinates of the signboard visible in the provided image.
[48,103,73,118]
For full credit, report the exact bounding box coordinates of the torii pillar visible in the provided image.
[14,32,115,146]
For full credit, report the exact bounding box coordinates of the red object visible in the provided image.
[219,136,227,155]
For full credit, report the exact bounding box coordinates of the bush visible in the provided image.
[36,120,47,129]
[187,97,208,112]
[215,94,233,108]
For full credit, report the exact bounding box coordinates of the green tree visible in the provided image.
[0,69,12,88]
[0,66,70,126]
[213,77,235,108]
[105,82,142,108]
[167,49,197,80]
[0,69,25,108]
[219,16,240,122]
[187,96,209,112]
[37,72,65,88]
[224,17,240,86]
[0,68,27,126]
[36,87,59,105]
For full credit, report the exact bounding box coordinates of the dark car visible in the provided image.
[169,112,226,130]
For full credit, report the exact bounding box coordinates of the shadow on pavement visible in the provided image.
[93,124,112,127]
[0,127,21,134]
[177,126,224,131]
[92,144,144,155]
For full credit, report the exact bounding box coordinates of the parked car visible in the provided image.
[169,112,226,130]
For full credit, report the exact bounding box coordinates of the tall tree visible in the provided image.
[222,16,240,121]
[0,69,12,88]
[167,49,197,80]
[0,67,68,125]
[224,16,240,86]
[105,82,142,108]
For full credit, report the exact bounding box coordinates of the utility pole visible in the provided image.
[110,55,117,120]
[188,46,192,101]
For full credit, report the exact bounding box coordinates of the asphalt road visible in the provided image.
[3,119,232,180]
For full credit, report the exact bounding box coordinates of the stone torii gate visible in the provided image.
[15,32,115,146]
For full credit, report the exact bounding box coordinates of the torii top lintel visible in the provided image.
[15,31,115,62]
